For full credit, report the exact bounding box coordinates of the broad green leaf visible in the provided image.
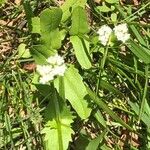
[61,0,87,22]
[18,43,31,58]
[70,6,89,35]
[30,47,47,64]
[127,40,150,64]
[41,29,62,49]
[42,89,74,150]
[31,17,40,34]
[60,29,67,41]
[35,84,52,97]
[105,0,119,4]
[30,45,56,64]
[40,8,62,49]
[40,8,62,34]
[86,87,134,131]
[70,36,91,69]
[42,125,73,150]
[30,29,60,64]
[54,66,91,119]
[50,29,62,49]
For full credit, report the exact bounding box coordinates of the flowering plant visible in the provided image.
[3,0,149,149]
[97,23,130,46]
[37,54,66,84]
[29,3,150,149]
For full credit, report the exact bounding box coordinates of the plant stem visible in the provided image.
[52,85,63,150]
[113,105,134,115]
[96,46,109,95]
[138,65,149,123]
[59,76,65,102]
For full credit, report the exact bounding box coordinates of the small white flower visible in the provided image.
[47,54,64,66]
[56,55,65,66]
[36,54,66,84]
[36,65,52,76]
[114,23,130,43]
[52,64,66,76]
[97,25,112,46]
[39,74,54,84]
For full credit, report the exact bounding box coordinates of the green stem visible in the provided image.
[115,1,150,22]
[112,105,134,115]
[96,46,109,95]
[138,65,149,123]
[59,77,65,102]
[52,85,63,150]
[123,1,150,21]
[133,57,138,84]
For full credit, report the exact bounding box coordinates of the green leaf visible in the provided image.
[40,8,62,49]
[42,89,74,150]
[41,29,62,50]
[100,80,123,96]
[30,9,62,64]
[74,133,89,150]
[111,13,117,22]
[40,8,62,34]
[61,0,87,22]
[127,40,150,64]
[60,29,67,41]
[94,110,106,127]
[23,1,33,31]
[70,6,89,35]
[35,84,52,97]
[0,0,6,4]
[100,144,112,150]
[129,25,147,46]
[31,17,40,34]
[97,3,112,12]
[86,129,107,150]
[105,0,119,4]
[18,43,31,58]
[30,47,47,64]
[129,100,150,128]
[86,87,134,131]
[30,45,56,64]
[108,58,144,76]
[111,67,137,89]
[54,66,91,119]
[70,36,92,69]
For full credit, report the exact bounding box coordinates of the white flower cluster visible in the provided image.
[97,25,112,46]
[36,54,66,84]
[113,23,130,43]
[97,23,130,46]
